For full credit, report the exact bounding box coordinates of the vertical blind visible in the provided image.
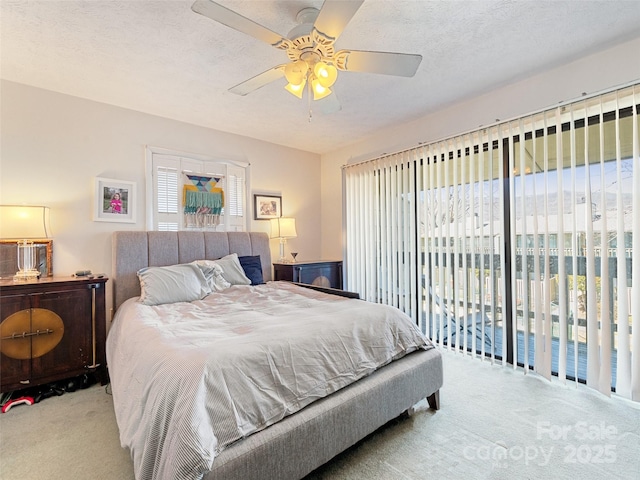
[344,152,419,322]
[343,84,639,401]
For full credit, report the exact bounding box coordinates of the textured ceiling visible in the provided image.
[2,0,640,154]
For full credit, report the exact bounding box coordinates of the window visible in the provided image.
[146,147,249,232]
[344,84,639,401]
[155,165,179,231]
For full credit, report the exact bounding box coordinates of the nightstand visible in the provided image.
[0,276,108,393]
[273,260,343,290]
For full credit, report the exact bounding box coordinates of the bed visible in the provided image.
[108,231,443,480]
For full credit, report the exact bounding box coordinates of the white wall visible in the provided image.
[0,81,321,316]
[3,35,640,313]
[320,36,640,260]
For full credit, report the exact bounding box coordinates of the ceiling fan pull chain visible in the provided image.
[308,80,313,122]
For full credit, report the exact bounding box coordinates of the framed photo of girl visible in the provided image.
[93,177,136,223]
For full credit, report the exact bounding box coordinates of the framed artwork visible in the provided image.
[94,177,136,223]
[254,194,282,220]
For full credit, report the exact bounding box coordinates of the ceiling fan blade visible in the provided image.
[313,0,364,42]
[335,50,422,77]
[192,0,287,47]
[229,66,285,96]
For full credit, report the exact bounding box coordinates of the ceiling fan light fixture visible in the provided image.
[192,1,423,114]
[311,77,332,100]
[313,62,338,88]
[285,77,306,98]
[284,60,308,86]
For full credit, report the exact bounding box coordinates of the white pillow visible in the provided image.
[201,253,251,286]
[137,263,211,306]
[192,260,231,292]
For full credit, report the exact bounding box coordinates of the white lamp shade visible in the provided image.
[270,217,297,239]
[311,78,332,100]
[314,62,338,88]
[284,60,307,86]
[0,205,51,239]
[285,78,306,98]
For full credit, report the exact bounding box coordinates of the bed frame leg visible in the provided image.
[427,390,440,410]
[403,390,441,417]
[405,390,440,417]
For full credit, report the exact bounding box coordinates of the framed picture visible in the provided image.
[254,194,282,220]
[94,177,136,223]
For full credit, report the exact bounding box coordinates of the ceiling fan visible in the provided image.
[191,0,422,108]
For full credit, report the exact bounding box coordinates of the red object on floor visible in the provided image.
[1,396,35,413]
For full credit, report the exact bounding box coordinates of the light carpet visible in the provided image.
[1,349,638,480]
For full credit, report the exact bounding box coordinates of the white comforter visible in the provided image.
[107,281,432,480]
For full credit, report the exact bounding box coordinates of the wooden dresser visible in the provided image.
[0,276,108,392]
[273,260,343,290]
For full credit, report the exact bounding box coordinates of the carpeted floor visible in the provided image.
[1,349,638,480]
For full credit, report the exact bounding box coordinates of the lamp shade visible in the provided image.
[270,217,297,239]
[285,77,306,99]
[0,205,51,239]
[311,77,332,100]
[314,62,338,88]
[284,60,307,86]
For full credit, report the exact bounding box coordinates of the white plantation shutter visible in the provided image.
[157,167,179,215]
[226,164,247,231]
[147,147,248,232]
[154,156,180,231]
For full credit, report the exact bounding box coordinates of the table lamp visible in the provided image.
[0,205,51,281]
[270,217,297,263]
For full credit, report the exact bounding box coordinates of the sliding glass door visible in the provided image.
[344,84,639,400]
[507,93,636,391]
[417,132,505,361]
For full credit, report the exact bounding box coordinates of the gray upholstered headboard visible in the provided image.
[112,231,271,310]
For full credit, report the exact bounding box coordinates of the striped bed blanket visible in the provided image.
[106,281,432,480]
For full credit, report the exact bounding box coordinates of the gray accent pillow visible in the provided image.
[192,260,232,292]
[207,253,252,286]
[137,263,211,306]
